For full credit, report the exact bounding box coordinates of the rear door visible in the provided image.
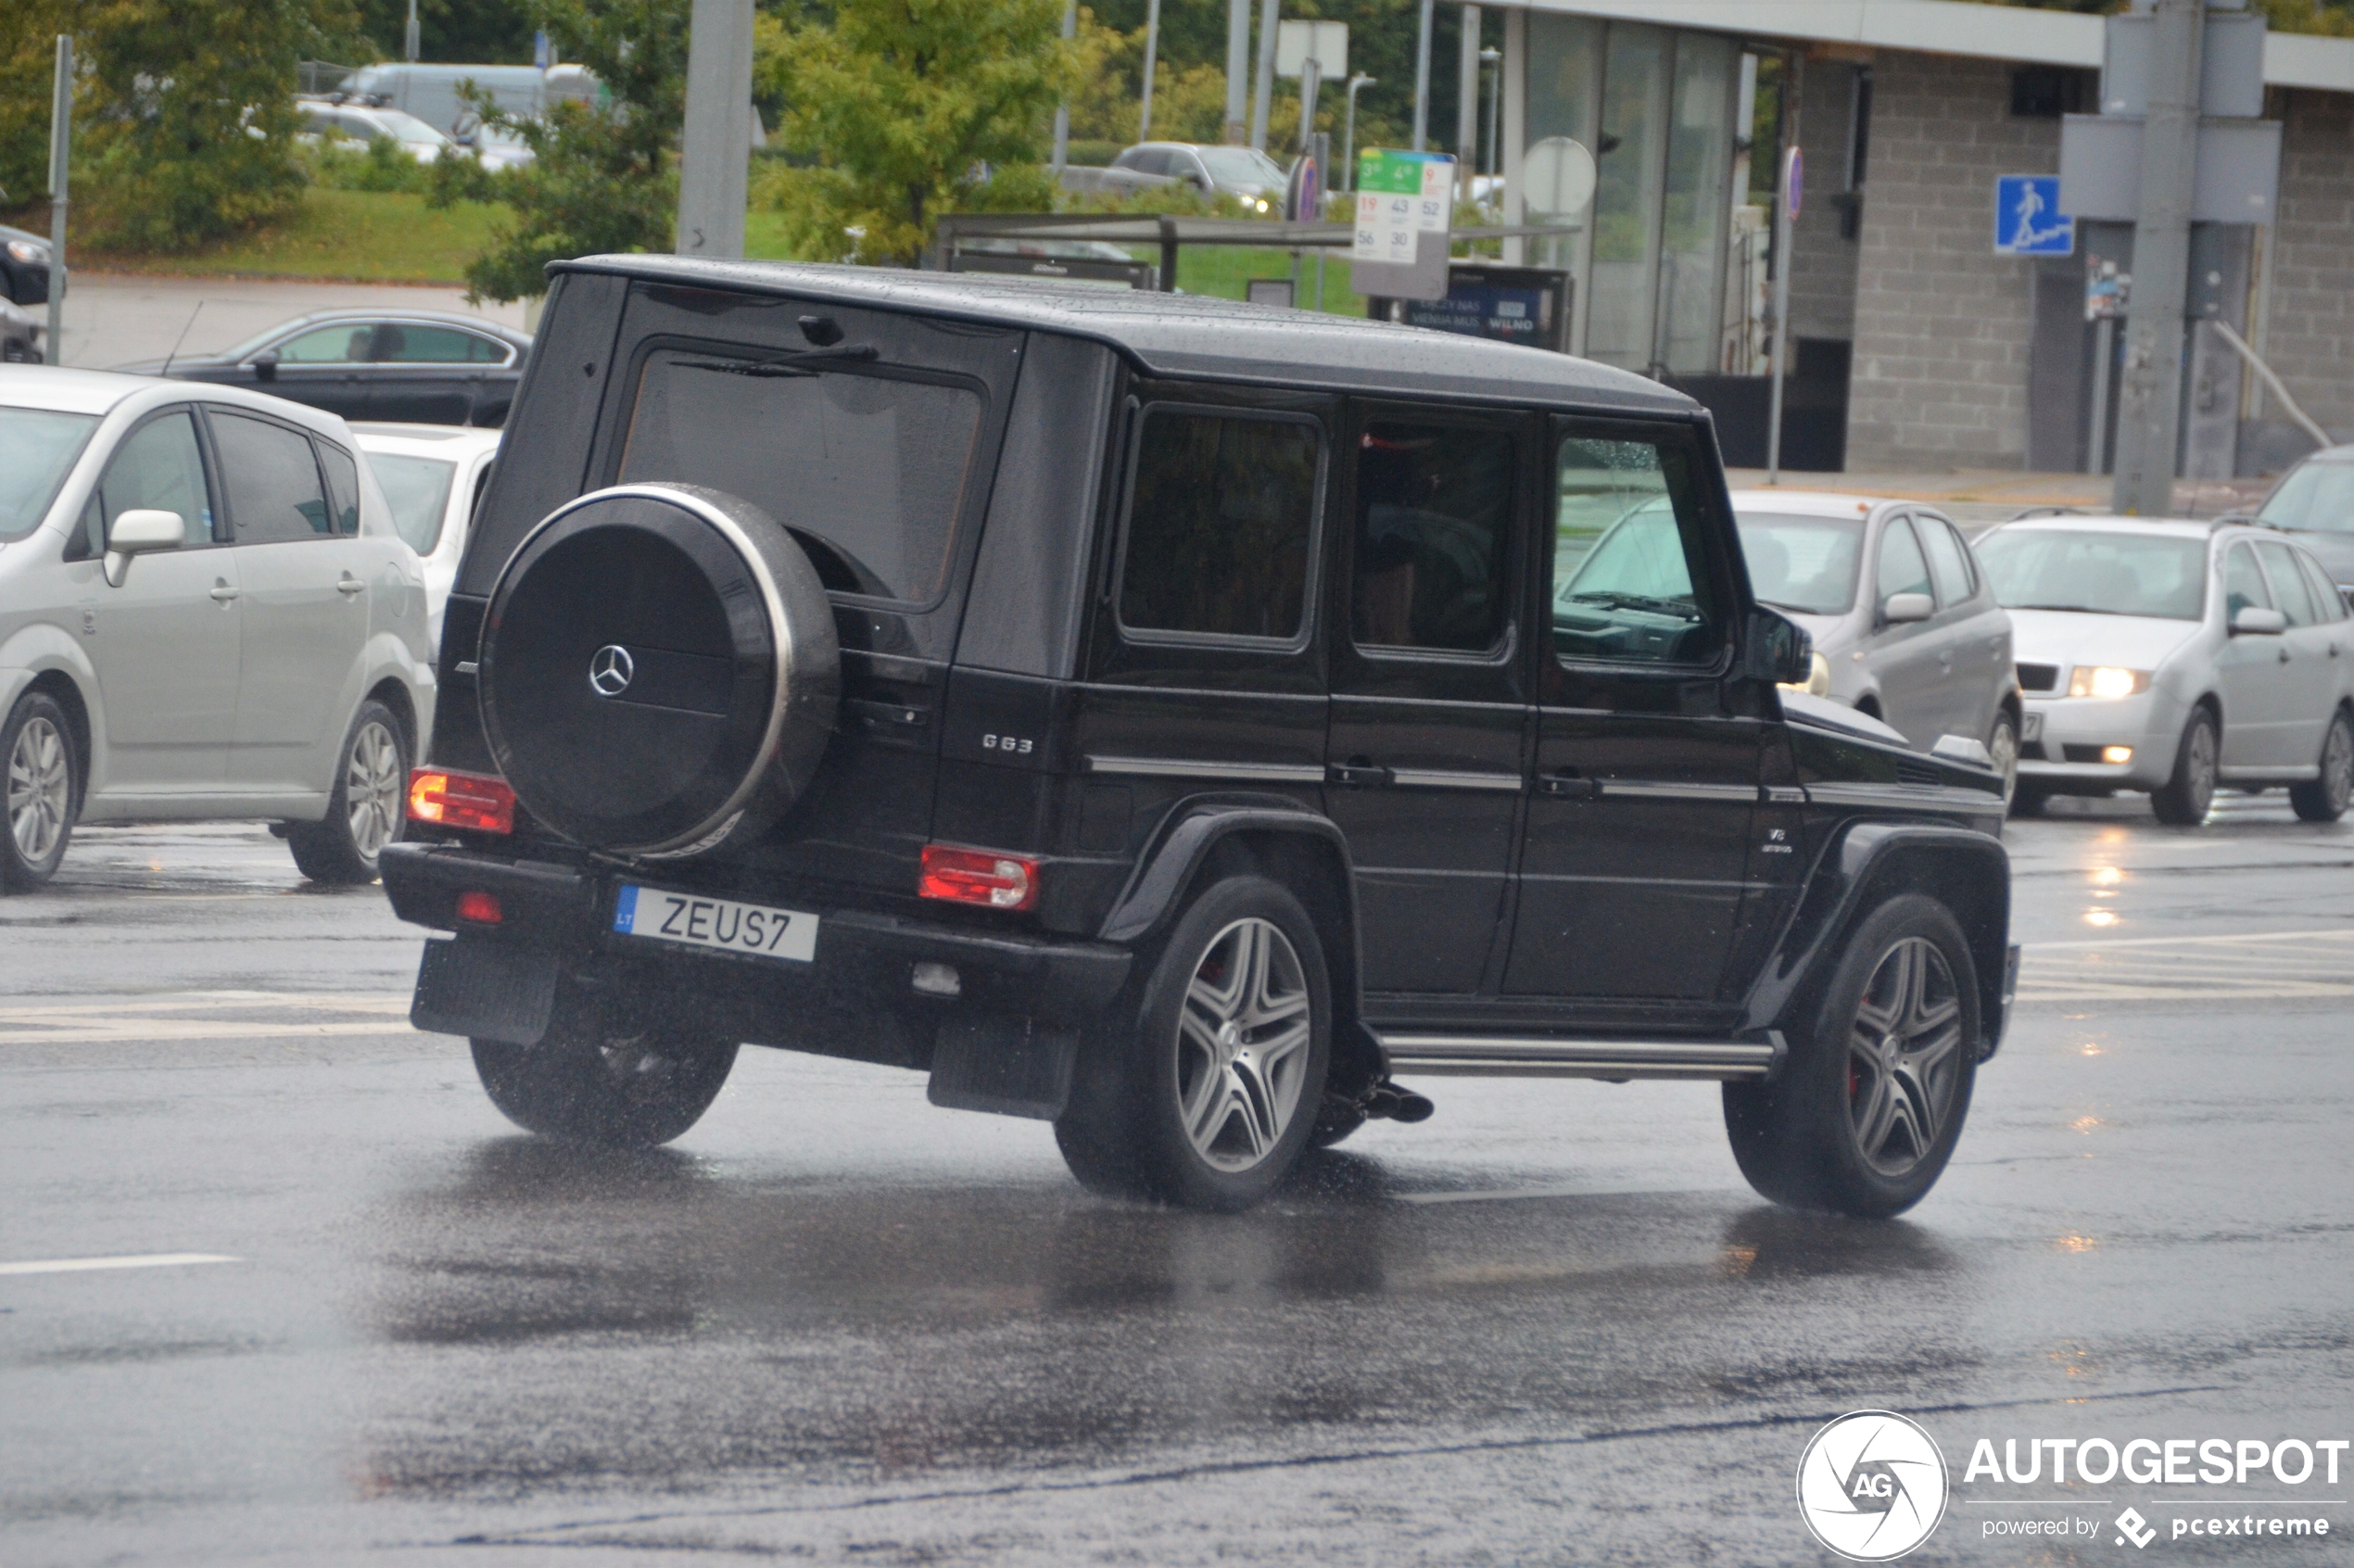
[367,322,511,424]
[1323,405,1531,995]
[1507,418,1758,1005]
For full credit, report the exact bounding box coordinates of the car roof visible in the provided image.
[350,423,502,456]
[1985,513,2221,540]
[557,258,1695,415]
[1726,489,1891,519]
[0,364,361,440]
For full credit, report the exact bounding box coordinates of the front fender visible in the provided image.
[1740,819,2013,1059]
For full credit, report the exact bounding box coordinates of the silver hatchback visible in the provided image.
[1730,491,2020,790]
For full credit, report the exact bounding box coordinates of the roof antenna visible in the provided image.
[160,301,205,379]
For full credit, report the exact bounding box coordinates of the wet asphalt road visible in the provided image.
[4,803,2352,1565]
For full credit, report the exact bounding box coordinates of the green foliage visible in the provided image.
[353,0,538,64]
[760,0,1078,265]
[302,132,431,192]
[436,0,687,300]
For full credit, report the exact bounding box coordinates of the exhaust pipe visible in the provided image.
[1364,1080,1435,1123]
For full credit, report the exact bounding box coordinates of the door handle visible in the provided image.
[2280,647,2292,664]
[336,574,365,597]
[209,581,238,602]
[1326,761,1391,788]
[1538,771,1602,800]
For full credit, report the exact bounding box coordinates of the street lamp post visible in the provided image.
[1343,72,1375,193]
[1480,47,1500,178]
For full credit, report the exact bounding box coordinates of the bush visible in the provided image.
[302,134,432,195]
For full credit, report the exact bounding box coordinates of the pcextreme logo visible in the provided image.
[1797,1410,1953,1562]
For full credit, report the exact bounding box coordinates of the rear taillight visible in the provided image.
[918,844,1039,911]
[408,767,516,834]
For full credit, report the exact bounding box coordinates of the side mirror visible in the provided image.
[251,348,280,383]
[1882,591,1935,625]
[104,508,184,587]
[1741,605,1814,685]
[2231,604,2287,636]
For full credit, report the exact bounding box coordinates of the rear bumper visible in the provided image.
[381,842,1133,1050]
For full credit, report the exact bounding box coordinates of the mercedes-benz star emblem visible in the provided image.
[588,644,636,698]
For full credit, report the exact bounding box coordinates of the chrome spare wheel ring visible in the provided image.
[8,714,70,866]
[1176,917,1313,1173]
[1846,936,1965,1178]
[346,719,403,860]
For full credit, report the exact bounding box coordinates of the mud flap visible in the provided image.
[927,1017,1079,1120]
[411,936,560,1046]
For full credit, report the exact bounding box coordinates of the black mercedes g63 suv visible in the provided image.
[382,257,2017,1216]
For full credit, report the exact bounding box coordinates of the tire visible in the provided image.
[2008,782,2050,819]
[472,1015,738,1147]
[2289,708,2354,823]
[1056,876,1332,1211]
[2,690,78,891]
[1723,893,1980,1218]
[286,699,410,884]
[2150,706,2219,826]
[1987,708,2020,809]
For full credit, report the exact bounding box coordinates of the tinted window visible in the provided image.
[2224,543,2272,619]
[1120,409,1320,641]
[74,411,217,559]
[1550,436,1719,666]
[1976,529,2209,620]
[318,442,361,536]
[277,324,372,364]
[1352,421,1516,653]
[373,324,505,363]
[212,411,334,544]
[2257,540,2319,626]
[1920,515,1975,605]
[1876,518,1931,604]
[1734,512,1862,614]
[372,452,456,554]
[0,408,97,541]
[620,349,983,603]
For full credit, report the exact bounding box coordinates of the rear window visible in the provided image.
[618,348,985,603]
[371,452,457,553]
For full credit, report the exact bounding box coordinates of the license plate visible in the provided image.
[2021,712,2044,742]
[612,884,818,963]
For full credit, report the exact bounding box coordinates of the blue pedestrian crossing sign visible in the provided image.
[1994,174,2074,256]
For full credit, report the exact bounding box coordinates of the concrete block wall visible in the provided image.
[2258,89,2354,461]
[1846,53,2057,471]
[1787,58,1862,344]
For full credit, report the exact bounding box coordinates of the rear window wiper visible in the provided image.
[675,345,880,377]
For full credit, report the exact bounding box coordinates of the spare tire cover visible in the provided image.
[479,483,839,855]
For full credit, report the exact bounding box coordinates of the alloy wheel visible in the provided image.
[2182,716,2218,817]
[2325,717,2353,815]
[1846,937,1966,1177]
[345,719,404,860]
[1175,917,1314,1173]
[1988,713,2019,805]
[7,714,70,866]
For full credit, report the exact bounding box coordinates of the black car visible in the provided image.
[115,310,532,427]
[383,258,2017,1217]
[0,223,49,309]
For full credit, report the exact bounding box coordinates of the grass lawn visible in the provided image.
[81,189,510,285]
[1171,247,1365,316]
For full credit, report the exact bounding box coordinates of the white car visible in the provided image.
[294,98,453,162]
[0,368,437,890]
[1974,515,2354,824]
[349,423,500,655]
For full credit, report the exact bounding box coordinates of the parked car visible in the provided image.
[1107,142,1291,210]
[0,367,437,890]
[1,223,50,308]
[350,423,500,654]
[114,310,533,428]
[380,258,2016,1221]
[295,97,454,162]
[1728,490,2019,797]
[344,60,600,141]
[1975,515,2354,823]
[2250,444,2354,603]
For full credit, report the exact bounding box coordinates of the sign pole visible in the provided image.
[677,0,754,259]
[1766,145,1801,486]
[46,35,70,369]
[2111,0,2203,516]
[1139,0,1161,137]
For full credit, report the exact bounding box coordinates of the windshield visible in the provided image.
[2258,460,2354,535]
[1562,499,1695,605]
[368,453,457,554]
[0,408,99,540]
[1197,147,1285,184]
[378,110,448,145]
[619,349,984,603]
[1734,512,1865,614]
[1976,529,2208,621]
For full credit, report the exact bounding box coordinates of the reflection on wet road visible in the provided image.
[4,813,2351,1563]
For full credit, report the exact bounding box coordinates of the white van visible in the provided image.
[343,62,599,140]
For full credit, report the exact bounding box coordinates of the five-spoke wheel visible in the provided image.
[1175,917,1316,1173]
[287,699,411,884]
[3,691,78,891]
[1845,936,1967,1179]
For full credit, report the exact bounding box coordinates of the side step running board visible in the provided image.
[1378,1033,1782,1081]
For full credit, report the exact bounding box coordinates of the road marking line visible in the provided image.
[0,1019,419,1046]
[0,1253,241,1277]
[2024,928,2354,952]
[0,992,411,1018]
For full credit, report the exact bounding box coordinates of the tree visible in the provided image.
[760,0,1078,266]
[353,0,538,64]
[437,0,688,300]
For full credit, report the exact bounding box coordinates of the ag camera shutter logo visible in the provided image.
[1797,1410,1951,1561]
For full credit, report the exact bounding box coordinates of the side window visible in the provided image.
[1920,515,1975,606]
[1352,421,1516,654]
[274,325,371,364]
[211,411,335,544]
[1550,433,1721,667]
[1876,517,1932,607]
[374,324,498,363]
[69,411,217,560]
[2297,552,2348,622]
[2224,543,2272,619]
[317,441,362,536]
[1117,407,1321,643]
[2257,541,2319,626]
